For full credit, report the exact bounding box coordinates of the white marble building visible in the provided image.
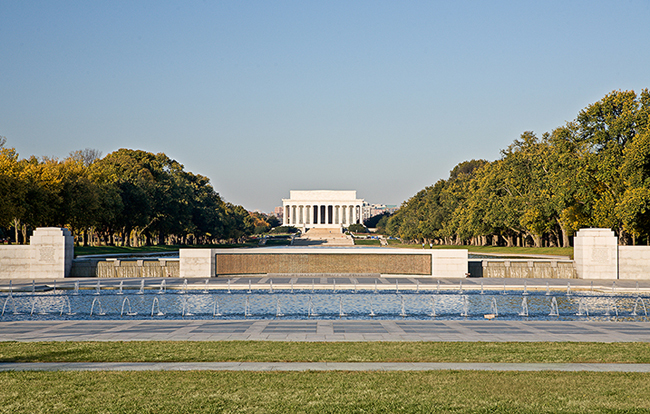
[282,190,364,229]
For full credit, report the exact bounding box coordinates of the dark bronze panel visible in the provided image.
[215,253,431,275]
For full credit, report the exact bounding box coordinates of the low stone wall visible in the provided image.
[619,246,650,280]
[574,228,650,279]
[472,259,576,279]
[70,259,180,278]
[0,246,33,279]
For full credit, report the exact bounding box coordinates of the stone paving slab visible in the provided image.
[2,320,650,342]
[2,361,650,372]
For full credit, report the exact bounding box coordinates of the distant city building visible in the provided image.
[273,206,284,221]
[362,203,399,222]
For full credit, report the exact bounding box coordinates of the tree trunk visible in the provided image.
[13,218,20,244]
[559,223,570,248]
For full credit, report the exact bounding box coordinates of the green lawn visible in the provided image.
[74,242,257,257]
[1,371,649,413]
[387,240,573,258]
[263,239,291,246]
[2,341,650,413]
[353,239,381,246]
[2,341,649,363]
[73,241,573,258]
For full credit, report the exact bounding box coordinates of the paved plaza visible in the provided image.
[2,319,650,342]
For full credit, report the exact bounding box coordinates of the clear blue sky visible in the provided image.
[2,1,649,212]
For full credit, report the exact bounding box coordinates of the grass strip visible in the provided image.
[74,243,256,257]
[386,241,574,257]
[2,341,650,363]
[353,239,381,246]
[1,370,649,413]
[74,243,573,259]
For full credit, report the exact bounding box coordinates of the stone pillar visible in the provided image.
[180,248,215,278]
[574,228,618,279]
[283,206,288,225]
[29,227,74,279]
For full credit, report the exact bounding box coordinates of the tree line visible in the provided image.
[386,89,650,247]
[0,144,278,245]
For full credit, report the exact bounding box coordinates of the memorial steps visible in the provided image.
[292,228,354,247]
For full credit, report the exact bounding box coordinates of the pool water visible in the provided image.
[1,288,648,322]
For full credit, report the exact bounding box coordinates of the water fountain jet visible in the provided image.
[460,296,469,317]
[490,297,499,317]
[576,298,589,316]
[399,295,407,317]
[212,297,222,317]
[59,296,75,316]
[633,297,647,317]
[90,298,106,316]
[549,297,559,316]
[121,297,137,316]
[338,296,347,317]
[518,297,528,317]
[151,297,164,316]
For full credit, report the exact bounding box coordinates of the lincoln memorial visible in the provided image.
[282,190,364,230]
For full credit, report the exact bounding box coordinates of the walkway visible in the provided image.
[2,361,650,372]
[2,319,650,342]
[292,228,354,246]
